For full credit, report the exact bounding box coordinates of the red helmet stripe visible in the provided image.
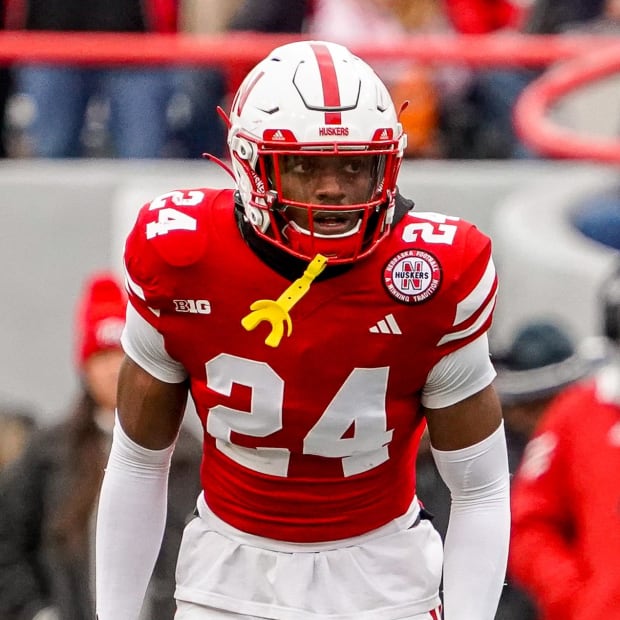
[310,43,342,125]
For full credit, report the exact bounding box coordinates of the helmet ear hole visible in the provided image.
[248,209,263,227]
[238,142,251,160]
[231,136,256,163]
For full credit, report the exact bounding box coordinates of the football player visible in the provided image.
[509,262,620,619]
[95,40,510,620]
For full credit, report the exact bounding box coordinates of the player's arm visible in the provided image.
[96,304,189,620]
[116,355,188,449]
[422,336,510,620]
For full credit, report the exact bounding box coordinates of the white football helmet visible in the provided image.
[227,40,406,263]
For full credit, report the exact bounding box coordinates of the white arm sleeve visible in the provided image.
[431,422,510,620]
[95,415,175,620]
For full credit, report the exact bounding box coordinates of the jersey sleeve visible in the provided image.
[121,303,188,383]
[422,333,496,409]
[122,188,214,327]
[435,222,498,354]
[508,390,583,617]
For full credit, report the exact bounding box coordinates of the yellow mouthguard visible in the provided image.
[241,254,328,347]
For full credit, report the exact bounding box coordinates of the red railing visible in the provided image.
[0,31,618,162]
[514,43,620,164]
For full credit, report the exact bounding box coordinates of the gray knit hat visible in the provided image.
[493,321,596,406]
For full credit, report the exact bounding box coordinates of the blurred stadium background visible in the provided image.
[0,32,618,423]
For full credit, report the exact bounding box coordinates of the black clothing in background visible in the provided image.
[0,0,11,157]
[228,0,308,33]
[22,0,145,31]
[524,0,606,33]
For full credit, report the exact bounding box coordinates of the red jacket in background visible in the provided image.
[443,0,526,33]
[509,373,620,620]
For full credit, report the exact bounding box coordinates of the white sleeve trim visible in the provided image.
[431,422,511,620]
[422,334,496,409]
[121,303,188,384]
[437,291,497,346]
[453,256,496,326]
[95,415,176,620]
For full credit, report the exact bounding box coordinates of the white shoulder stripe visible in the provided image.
[124,264,160,317]
[453,256,496,326]
[124,264,145,300]
[437,291,497,346]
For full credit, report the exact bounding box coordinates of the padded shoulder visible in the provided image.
[392,211,497,352]
[123,187,233,320]
[132,188,231,267]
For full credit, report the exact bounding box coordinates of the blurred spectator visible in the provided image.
[308,0,447,158]
[443,0,526,33]
[459,0,617,159]
[524,0,605,33]
[225,0,310,92]
[167,0,243,158]
[571,186,620,252]
[0,272,202,620]
[0,0,12,157]
[170,0,310,159]
[228,0,309,31]
[416,319,599,618]
[4,0,178,158]
[493,320,601,619]
[509,266,620,620]
[440,0,538,158]
[0,405,36,471]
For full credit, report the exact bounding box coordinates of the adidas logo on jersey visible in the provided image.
[369,313,402,334]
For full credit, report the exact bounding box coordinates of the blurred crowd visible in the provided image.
[0,0,619,161]
[0,271,202,620]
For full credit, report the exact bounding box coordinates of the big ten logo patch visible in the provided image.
[173,299,211,314]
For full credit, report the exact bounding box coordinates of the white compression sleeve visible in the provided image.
[431,422,510,620]
[95,415,175,620]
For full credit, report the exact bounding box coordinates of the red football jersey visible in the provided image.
[124,188,497,542]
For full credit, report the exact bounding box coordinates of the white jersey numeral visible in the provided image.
[205,354,393,477]
[146,208,197,239]
[303,367,392,476]
[146,190,203,239]
[403,212,459,245]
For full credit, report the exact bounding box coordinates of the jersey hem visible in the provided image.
[197,492,421,551]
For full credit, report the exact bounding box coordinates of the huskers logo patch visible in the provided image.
[383,250,441,304]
